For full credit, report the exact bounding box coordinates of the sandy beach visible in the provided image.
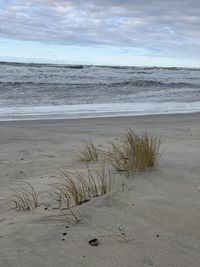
[0,112,200,267]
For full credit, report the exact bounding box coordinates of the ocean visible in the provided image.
[0,62,200,121]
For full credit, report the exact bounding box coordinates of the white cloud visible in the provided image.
[0,0,200,58]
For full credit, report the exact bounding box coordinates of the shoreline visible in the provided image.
[0,110,199,124]
[1,101,200,122]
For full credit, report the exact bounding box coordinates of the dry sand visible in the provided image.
[0,113,200,267]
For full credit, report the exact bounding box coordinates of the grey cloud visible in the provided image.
[0,0,200,58]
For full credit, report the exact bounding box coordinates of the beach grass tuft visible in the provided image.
[51,163,115,208]
[124,129,161,171]
[104,129,161,176]
[104,142,130,174]
[77,141,101,162]
[8,183,39,211]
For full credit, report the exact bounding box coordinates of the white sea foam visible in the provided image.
[0,102,199,121]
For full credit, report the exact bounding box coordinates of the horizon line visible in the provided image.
[0,60,199,70]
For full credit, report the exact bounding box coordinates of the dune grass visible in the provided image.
[51,164,115,208]
[104,129,161,176]
[77,141,101,162]
[5,129,160,224]
[8,183,39,211]
[104,142,130,174]
[125,130,161,170]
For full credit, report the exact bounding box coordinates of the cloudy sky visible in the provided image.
[0,0,199,67]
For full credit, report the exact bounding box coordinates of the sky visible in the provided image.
[0,0,200,67]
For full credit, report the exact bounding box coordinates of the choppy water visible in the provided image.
[0,62,200,120]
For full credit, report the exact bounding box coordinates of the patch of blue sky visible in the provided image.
[106,16,126,26]
[0,37,199,68]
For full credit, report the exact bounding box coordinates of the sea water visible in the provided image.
[0,62,200,120]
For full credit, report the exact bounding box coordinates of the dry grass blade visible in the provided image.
[104,142,131,176]
[59,169,89,206]
[65,208,84,224]
[46,187,71,209]
[97,225,128,241]
[8,183,39,211]
[87,163,115,196]
[78,141,101,162]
